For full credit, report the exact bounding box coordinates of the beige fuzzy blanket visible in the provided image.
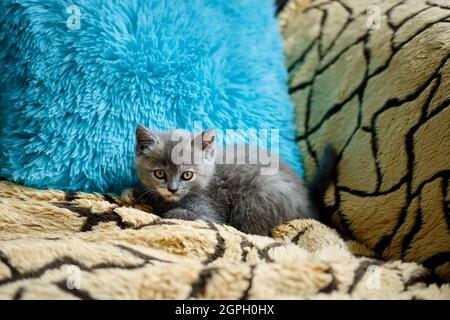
[0,180,449,299]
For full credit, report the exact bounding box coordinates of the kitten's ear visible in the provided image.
[192,128,215,158]
[201,129,215,151]
[136,125,159,154]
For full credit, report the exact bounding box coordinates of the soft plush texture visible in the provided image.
[1,180,449,299]
[0,0,302,194]
[283,0,450,281]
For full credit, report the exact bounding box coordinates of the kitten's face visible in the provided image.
[135,126,215,202]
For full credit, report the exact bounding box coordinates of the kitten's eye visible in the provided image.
[181,171,194,181]
[153,169,166,180]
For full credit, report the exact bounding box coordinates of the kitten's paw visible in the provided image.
[120,188,136,206]
[120,188,156,214]
[119,188,153,212]
[197,214,223,224]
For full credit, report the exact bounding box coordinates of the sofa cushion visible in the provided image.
[282,0,450,281]
[0,0,302,194]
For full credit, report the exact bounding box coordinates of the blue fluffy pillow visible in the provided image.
[0,0,302,193]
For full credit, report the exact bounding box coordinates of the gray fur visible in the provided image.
[135,125,316,236]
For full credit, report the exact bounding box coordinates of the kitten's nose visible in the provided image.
[168,187,178,194]
[167,183,178,194]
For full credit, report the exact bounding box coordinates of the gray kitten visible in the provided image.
[134,125,335,236]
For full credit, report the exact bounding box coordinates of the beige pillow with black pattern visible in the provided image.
[281,0,450,281]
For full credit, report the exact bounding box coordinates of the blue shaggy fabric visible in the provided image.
[0,0,303,194]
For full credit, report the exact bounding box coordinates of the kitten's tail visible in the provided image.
[309,144,337,223]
